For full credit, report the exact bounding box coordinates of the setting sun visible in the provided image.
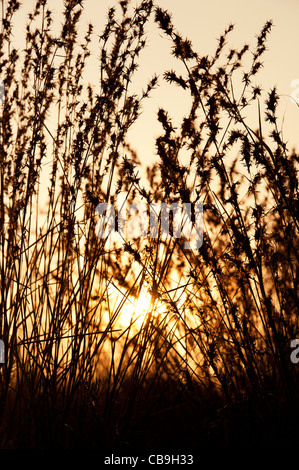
[1,0,298,453]
[116,287,165,331]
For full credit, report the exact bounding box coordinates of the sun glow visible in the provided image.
[116,287,165,331]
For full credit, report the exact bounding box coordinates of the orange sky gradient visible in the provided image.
[11,0,299,172]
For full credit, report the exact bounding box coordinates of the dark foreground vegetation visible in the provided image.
[0,0,298,450]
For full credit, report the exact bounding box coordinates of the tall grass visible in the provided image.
[0,0,298,450]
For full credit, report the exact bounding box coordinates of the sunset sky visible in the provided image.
[2,1,298,450]
[85,0,299,165]
[12,0,299,168]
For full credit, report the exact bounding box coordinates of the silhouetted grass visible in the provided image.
[0,0,298,451]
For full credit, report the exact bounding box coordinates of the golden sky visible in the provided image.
[11,0,299,168]
[126,0,299,165]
